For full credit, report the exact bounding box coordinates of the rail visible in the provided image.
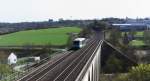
[35,38,97,81]
[75,40,103,81]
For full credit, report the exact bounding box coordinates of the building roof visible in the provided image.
[112,24,132,26]
[8,52,17,59]
[74,38,86,41]
[112,23,147,26]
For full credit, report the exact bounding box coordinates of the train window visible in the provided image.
[74,41,79,44]
[73,41,80,45]
[81,40,84,45]
[83,40,86,45]
[80,41,82,44]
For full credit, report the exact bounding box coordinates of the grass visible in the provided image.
[121,31,144,37]
[121,31,145,47]
[135,31,144,37]
[0,27,82,46]
[129,40,145,46]
[121,32,128,37]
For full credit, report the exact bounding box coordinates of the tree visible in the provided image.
[109,29,121,46]
[128,64,150,81]
[66,35,73,49]
[48,19,53,22]
[144,30,150,46]
[113,64,150,81]
[102,54,124,73]
[123,32,130,44]
[23,43,35,57]
[101,18,126,24]
[78,27,92,38]
[41,42,52,54]
[88,20,110,31]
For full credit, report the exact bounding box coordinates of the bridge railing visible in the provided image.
[103,40,137,64]
[75,40,103,81]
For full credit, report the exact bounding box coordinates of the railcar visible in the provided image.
[72,38,86,49]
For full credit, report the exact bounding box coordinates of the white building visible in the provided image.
[34,57,40,61]
[8,52,17,65]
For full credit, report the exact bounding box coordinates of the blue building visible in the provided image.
[112,23,149,31]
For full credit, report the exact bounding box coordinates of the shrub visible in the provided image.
[128,64,150,81]
[102,54,124,73]
[113,64,150,81]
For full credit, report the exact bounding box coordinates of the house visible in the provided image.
[8,52,17,65]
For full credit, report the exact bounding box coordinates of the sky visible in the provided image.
[0,0,150,22]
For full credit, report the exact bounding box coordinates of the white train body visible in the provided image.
[73,38,86,49]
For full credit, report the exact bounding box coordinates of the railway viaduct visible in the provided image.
[75,40,102,81]
[75,40,137,81]
[15,33,137,81]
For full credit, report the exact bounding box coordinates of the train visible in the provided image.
[72,38,86,49]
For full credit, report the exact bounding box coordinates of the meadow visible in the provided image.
[129,40,145,46]
[121,31,145,47]
[0,27,82,46]
[135,31,144,37]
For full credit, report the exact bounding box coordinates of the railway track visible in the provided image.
[34,38,96,81]
[65,39,102,81]
[53,40,100,81]
[17,34,101,81]
[35,37,99,81]
[17,51,73,81]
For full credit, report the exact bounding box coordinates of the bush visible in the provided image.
[128,64,150,81]
[113,64,150,81]
[102,54,124,73]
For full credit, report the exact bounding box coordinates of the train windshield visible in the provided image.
[73,41,80,45]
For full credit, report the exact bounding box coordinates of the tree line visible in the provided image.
[0,18,126,35]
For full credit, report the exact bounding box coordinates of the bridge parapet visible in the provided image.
[75,40,103,81]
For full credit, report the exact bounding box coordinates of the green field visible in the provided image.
[121,31,144,37]
[129,40,145,46]
[121,32,129,37]
[0,27,82,46]
[121,31,145,47]
[135,31,144,37]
